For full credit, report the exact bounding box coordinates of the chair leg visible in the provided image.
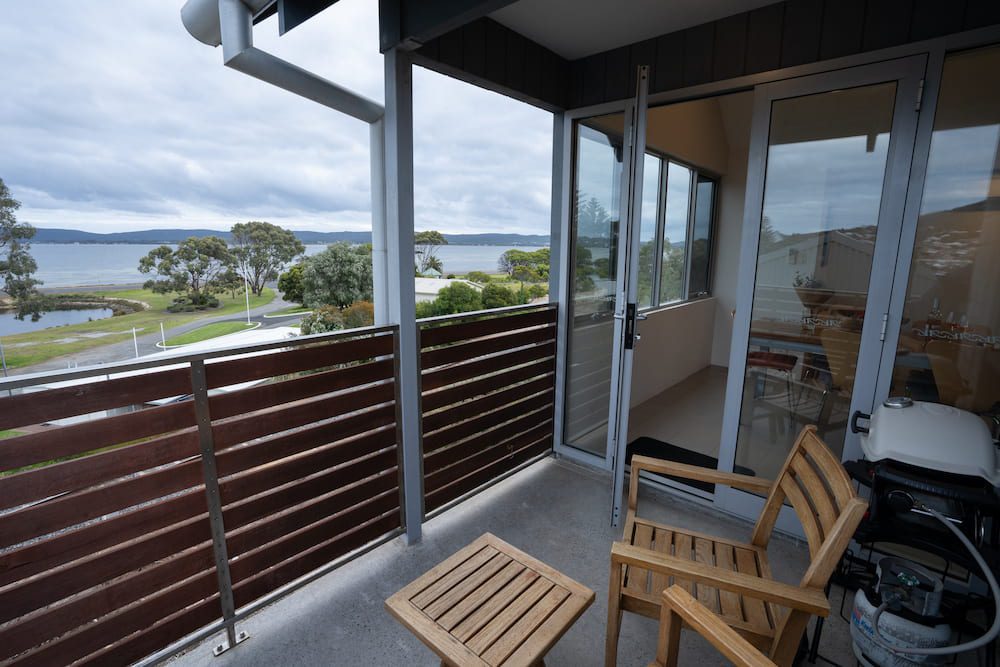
[655,603,682,667]
[605,560,623,667]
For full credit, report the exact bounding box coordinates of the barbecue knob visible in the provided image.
[883,396,914,409]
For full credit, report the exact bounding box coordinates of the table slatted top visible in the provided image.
[386,533,595,666]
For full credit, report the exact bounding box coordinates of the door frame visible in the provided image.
[607,66,649,526]
[715,55,927,529]
[551,24,1000,526]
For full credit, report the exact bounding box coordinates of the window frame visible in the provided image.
[639,147,719,312]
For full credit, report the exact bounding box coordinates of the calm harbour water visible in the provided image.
[0,308,113,336]
[28,243,545,288]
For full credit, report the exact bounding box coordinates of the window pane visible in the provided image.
[889,46,1000,414]
[659,162,690,304]
[688,176,715,297]
[564,120,623,455]
[637,155,661,308]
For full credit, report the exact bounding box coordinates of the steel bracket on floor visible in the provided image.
[212,630,250,657]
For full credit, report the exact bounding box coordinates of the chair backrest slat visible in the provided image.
[778,475,823,559]
[789,453,837,537]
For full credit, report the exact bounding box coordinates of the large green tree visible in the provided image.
[498,247,550,281]
[414,230,448,275]
[0,178,43,319]
[230,221,304,296]
[431,281,482,315]
[138,236,234,304]
[302,242,373,309]
[277,262,306,305]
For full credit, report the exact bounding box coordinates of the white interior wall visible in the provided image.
[629,297,717,408]
[710,92,753,367]
[629,91,753,405]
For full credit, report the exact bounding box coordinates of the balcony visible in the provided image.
[0,305,556,665]
[0,302,973,666]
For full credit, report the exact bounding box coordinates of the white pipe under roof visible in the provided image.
[179,0,390,325]
[180,0,384,123]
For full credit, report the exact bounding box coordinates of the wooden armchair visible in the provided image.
[655,585,776,667]
[605,426,866,667]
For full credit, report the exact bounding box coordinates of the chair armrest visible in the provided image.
[631,455,773,494]
[661,586,776,667]
[612,542,830,617]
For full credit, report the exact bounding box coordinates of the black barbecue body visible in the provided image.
[846,457,1000,573]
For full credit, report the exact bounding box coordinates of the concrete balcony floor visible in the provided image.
[167,457,934,666]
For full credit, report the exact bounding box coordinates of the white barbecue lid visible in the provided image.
[862,400,999,486]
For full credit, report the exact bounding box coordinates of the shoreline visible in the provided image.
[38,283,145,294]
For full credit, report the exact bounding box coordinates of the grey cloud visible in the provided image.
[1,1,553,235]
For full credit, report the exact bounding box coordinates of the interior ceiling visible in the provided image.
[491,0,779,60]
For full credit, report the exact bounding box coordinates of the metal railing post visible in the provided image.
[189,359,247,656]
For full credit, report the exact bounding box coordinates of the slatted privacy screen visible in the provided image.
[0,326,402,665]
[419,305,557,514]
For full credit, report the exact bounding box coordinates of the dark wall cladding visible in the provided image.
[413,0,1000,112]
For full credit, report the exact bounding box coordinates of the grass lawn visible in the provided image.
[0,430,24,440]
[164,321,256,346]
[1,288,274,369]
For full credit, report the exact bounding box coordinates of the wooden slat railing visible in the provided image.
[419,304,557,514]
[0,326,402,665]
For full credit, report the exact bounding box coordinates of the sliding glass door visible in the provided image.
[717,57,926,527]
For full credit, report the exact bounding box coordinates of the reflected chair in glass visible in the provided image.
[605,425,866,667]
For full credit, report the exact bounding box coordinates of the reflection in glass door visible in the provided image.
[735,83,898,480]
[719,57,925,520]
[885,46,1000,426]
[563,120,623,456]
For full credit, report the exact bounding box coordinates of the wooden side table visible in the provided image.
[386,533,595,666]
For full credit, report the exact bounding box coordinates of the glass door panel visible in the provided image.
[564,119,624,457]
[887,46,1000,422]
[735,83,897,480]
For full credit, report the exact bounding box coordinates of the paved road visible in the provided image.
[10,292,305,376]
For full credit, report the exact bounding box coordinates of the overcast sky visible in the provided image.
[0,1,554,236]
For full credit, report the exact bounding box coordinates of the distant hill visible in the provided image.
[31,228,549,246]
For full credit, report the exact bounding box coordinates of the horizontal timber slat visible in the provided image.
[77,594,221,667]
[205,333,393,388]
[227,472,399,558]
[419,306,556,348]
[423,376,552,432]
[0,458,204,548]
[0,326,404,667]
[0,367,192,432]
[423,390,554,455]
[210,381,395,450]
[30,576,221,667]
[208,358,393,420]
[0,544,215,662]
[421,324,555,370]
[229,492,400,585]
[422,358,554,413]
[215,406,396,479]
[425,423,552,495]
[425,412,553,476]
[0,488,207,587]
[426,439,550,513]
[218,436,398,509]
[421,340,555,391]
[224,463,399,539]
[0,400,196,472]
[0,514,212,624]
[0,429,199,512]
[232,512,400,608]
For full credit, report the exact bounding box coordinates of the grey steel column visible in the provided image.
[384,47,423,544]
[549,112,567,454]
[190,359,247,655]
